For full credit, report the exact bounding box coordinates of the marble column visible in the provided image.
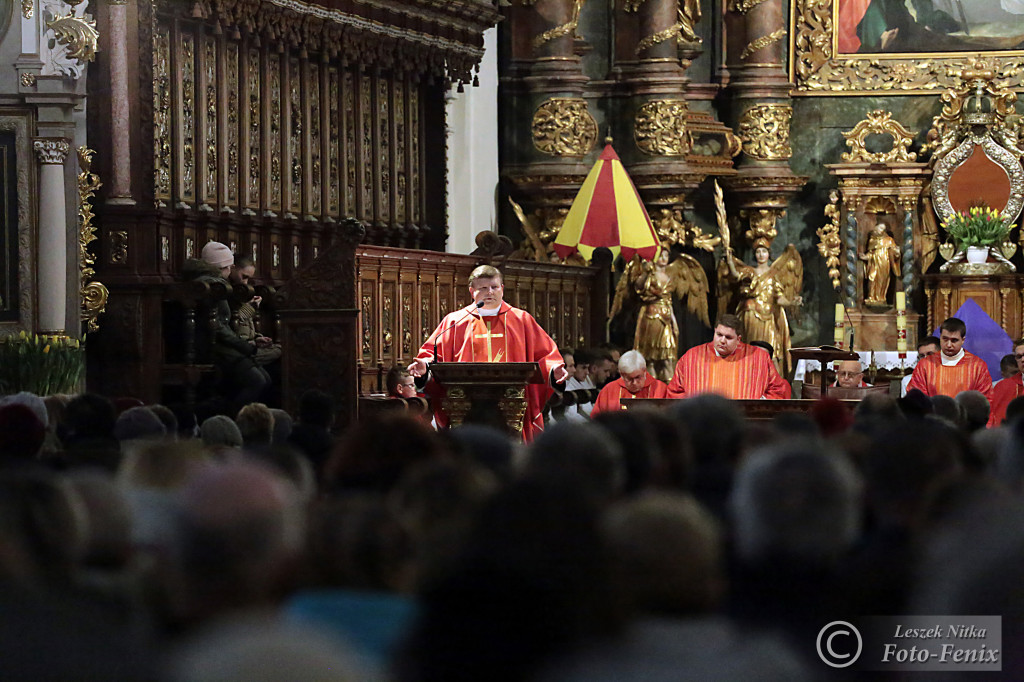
[33,138,71,335]
[107,0,134,203]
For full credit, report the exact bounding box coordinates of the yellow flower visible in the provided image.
[43,345,50,354]
[18,330,26,340]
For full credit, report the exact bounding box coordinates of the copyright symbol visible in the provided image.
[816,621,862,668]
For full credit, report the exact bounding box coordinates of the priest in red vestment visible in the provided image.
[591,350,668,416]
[667,314,791,400]
[989,339,1024,427]
[907,318,993,402]
[408,265,568,441]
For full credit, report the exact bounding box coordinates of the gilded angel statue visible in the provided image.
[610,248,710,381]
[859,218,901,305]
[718,240,803,375]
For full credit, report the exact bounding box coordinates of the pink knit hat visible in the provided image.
[201,241,234,268]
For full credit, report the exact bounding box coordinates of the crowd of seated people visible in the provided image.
[2,384,1024,680]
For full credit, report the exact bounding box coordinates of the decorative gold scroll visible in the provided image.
[634,100,690,156]
[740,28,785,60]
[153,26,172,203]
[738,104,793,160]
[533,0,585,49]
[78,147,108,333]
[791,0,1024,94]
[817,190,842,291]
[310,62,322,217]
[532,98,598,157]
[268,53,282,212]
[841,110,917,163]
[46,15,99,64]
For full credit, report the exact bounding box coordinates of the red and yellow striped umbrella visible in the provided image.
[553,143,660,263]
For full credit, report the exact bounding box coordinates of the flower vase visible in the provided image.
[965,246,990,264]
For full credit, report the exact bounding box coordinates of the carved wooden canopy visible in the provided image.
[167,0,501,84]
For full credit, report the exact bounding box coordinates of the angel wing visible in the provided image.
[610,255,644,318]
[508,196,547,263]
[666,254,710,326]
[767,244,803,305]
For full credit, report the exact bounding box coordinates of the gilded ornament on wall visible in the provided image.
[532,98,597,157]
[791,0,1024,93]
[78,147,108,333]
[738,105,792,160]
[533,0,585,49]
[841,110,917,163]
[45,15,99,64]
[634,100,690,156]
[740,29,785,60]
[817,191,842,291]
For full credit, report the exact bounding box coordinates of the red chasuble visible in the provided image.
[666,342,791,400]
[906,352,993,402]
[590,373,668,416]
[415,302,563,442]
[988,373,1023,427]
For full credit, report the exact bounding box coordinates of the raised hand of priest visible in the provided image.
[553,364,569,384]
[408,358,428,377]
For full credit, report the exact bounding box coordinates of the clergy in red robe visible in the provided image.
[591,350,668,416]
[988,340,1024,427]
[906,318,993,402]
[409,265,567,441]
[667,314,791,400]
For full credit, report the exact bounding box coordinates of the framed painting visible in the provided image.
[791,0,1024,94]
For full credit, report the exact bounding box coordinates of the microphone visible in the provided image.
[433,300,486,365]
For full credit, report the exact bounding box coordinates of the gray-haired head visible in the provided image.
[730,441,862,565]
[0,391,48,428]
[617,350,646,375]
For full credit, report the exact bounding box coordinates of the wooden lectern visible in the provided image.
[430,362,542,434]
[789,347,861,398]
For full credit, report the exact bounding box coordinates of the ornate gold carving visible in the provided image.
[395,80,406,223]
[273,243,280,268]
[46,15,99,64]
[410,85,421,223]
[378,77,390,223]
[533,0,584,50]
[153,26,172,203]
[360,75,373,218]
[293,244,300,269]
[634,100,690,156]
[729,0,768,12]
[246,48,260,210]
[186,237,195,259]
[20,73,35,87]
[22,0,32,19]
[269,54,282,211]
[740,29,785,60]
[226,43,239,207]
[792,1,1024,93]
[635,5,701,54]
[382,290,393,354]
[180,34,196,203]
[203,37,217,206]
[288,58,302,215]
[328,68,340,216]
[738,105,792,160]
[402,287,412,356]
[817,191,842,290]
[841,110,917,163]
[344,70,356,217]
[77,148,108,334]
[532,98,597,157]
[361,293,372,356]
[110,231,128,264]
[310,63,322,216]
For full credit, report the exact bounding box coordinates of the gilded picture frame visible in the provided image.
[790,1,1024,95]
